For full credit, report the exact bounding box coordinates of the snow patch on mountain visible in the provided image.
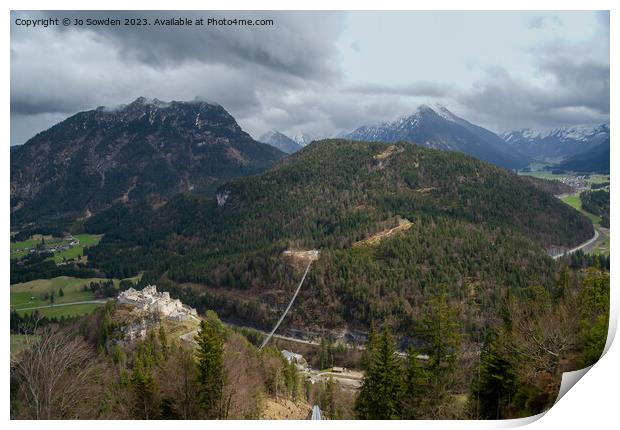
[502,123,609,143]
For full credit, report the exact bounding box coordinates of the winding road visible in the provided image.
[552,228,600,260]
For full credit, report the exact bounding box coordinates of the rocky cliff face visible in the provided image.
[10,97,285,226]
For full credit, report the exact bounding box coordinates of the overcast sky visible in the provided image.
[10,10,609,145]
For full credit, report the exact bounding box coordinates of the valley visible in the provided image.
[518,169,610,256]
[7,6,612,422]
[9,101,610,421]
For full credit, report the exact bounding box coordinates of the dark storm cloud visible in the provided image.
[10,10,345,144]
[458,56,610,131]
[10,11,610,145]
[11,97,80,116]
[14,11,342,80]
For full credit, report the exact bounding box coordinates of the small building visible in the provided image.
[281,349,308,368]
[332,366,346,373]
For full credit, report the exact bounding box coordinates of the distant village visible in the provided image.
[558,174,590,190]
[10,236,79,257]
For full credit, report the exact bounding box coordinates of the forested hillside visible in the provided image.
[81,140,593,333]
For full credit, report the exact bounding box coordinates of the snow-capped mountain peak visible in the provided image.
[502,123,609,143]
[291,132,316,146]
[344,104,527,169]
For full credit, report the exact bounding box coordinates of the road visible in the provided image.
[552,228,600,260]
[14,299,108,312]
[260,258,314,349]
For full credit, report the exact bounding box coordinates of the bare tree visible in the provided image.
[11,326,103,419]
[157,342,199,419]
[222,333,264,419]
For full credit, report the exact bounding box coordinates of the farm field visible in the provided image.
[10,273,142,318]
[560,194,602,224]
[518,171,566,181]
[51,233,103,263]
[10,233,103,262]
[10,236,47,250]
[29,303,103,319]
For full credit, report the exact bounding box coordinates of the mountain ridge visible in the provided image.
[10,97,285,227]
[344,105,528,169]
[501,123,609,161]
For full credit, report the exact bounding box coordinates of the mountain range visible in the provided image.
[11,96,610,232]
[344,105,528,169]
[10,97,285,227]
[501,123,609,161]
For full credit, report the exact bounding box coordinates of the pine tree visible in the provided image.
[283,359,299,399]
[355,324,403,419]
[400,347,428,419]
[418,287,461,417]
[320,378,337,418]
[131,344,157,419]
[195,319,225,419]
[420,288,461,373]
[319,337,334,370]
[470,331,515,419]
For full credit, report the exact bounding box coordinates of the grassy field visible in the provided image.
[10,233,103,262]
[518,171,566,181]
[587,174,611,186]
[10,273,143,318]
[31,303,103,318]
[51,233,103,263]
[10,276,107,308]
[560,194,602,224]
[10,235,52,250]
[560,190,610,257]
